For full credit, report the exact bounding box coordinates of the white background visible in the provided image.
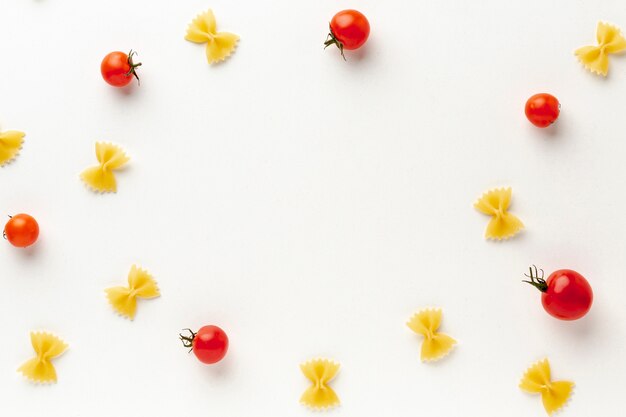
[1,0,625,416]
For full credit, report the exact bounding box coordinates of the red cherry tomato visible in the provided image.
[324,10,370,59]
[525,93,560,128]
[101,50,142,87]
[524,265,593,320]
[4,213,39,248]
[180,325,229,364]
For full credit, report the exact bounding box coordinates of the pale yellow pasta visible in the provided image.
[407,308,456,362]
[576,22,626,76]
[300,359,340,410]
[80,142,129,193]
[18,332,68,383]
[105,265,160,320]
[185,9,239,64]
[0,129,25,166]
[520,359,574,415]
[474,187,524,240]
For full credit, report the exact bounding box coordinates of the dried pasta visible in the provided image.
[106,265,160,320]
[300,358,340,410]
[80,142,129,193]
[18,332,68,383]
[520,359,574,415]
[0,129,25,166]
[407,308,456,362]
[575,22,626,76]
[474,187,524,240]
[185,9,239,64]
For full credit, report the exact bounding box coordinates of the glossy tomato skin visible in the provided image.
[101,51,135,87]
[525,93,560,128]
[192,325,229,364]
[330,10,370,50]
[542,269,593,320]
[4,213,39,248]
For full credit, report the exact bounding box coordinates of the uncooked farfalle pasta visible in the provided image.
[406,308,456,362]
[576,22,626,76]
[18,332,68,383]
[474,187,524,240]
[520,359,574,415]
[300,358,340,410]
[0,129,25,166]
[185,9,239,64]
[80,142,129,193]
[105,265,160,320]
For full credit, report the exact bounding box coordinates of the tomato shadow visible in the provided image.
[112,82,138,97]
[200,355,234,380]
[345,45,369,64]
[545,308,599,340]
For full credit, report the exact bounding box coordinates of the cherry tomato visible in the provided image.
[523,265,593,320]
[525,93,560,128]
[101,50,142,87]
[324,10,370,59]
[4,213,39,248]
[180,325,229,364]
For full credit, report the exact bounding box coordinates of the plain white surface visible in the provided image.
[1,0,626,415]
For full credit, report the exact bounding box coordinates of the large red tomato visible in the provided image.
[524,266,593,320]
[4,213,39,248]
[180,325,229,364]
[324,10,370,59]
[101,50,142,87]
[525,93,560,128]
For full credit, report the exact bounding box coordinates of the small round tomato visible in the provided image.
[4,213,39,248]
[101,50,142,87]
[324,10,370,59]
[523,265,593,320]
[525,93,560,128]
[180,325,229,364]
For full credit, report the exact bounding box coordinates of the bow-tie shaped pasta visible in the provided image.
[407,308,456,362]
[18,332,68,383]
[520,359,574,415]
[80,142,129,193]
[185,9,239,64]
[300,359,340,410]
[474,187,524,240]
[0,129,25,166]
[106,265,160,320]
[575,22,626,76]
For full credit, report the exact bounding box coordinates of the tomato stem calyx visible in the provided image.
[125,50,142,85]
[179,328,196,352]
[522,265,548,292]
[324,24,346,61]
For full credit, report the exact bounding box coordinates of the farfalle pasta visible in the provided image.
[18,332,68,383]
[0,129,25,166]
[575,22,626,76]
[407,308,456,362]
[300,358,340,410]
[185,9,239,64]
[80,142,129,193]
[520,359,574,415]
[474,187,524,240]
[106,265,160,320]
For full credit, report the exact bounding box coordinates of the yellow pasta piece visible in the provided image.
[0,129,25,166]
[474,187,524,240]
[105,265,160,320]
[575,22,626,76]
[185,9,239,64]
[407,308,456,362]
[18,332,68,383]
[300,359,340,410]
[520,359,574,415]
[80,142,129,193]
